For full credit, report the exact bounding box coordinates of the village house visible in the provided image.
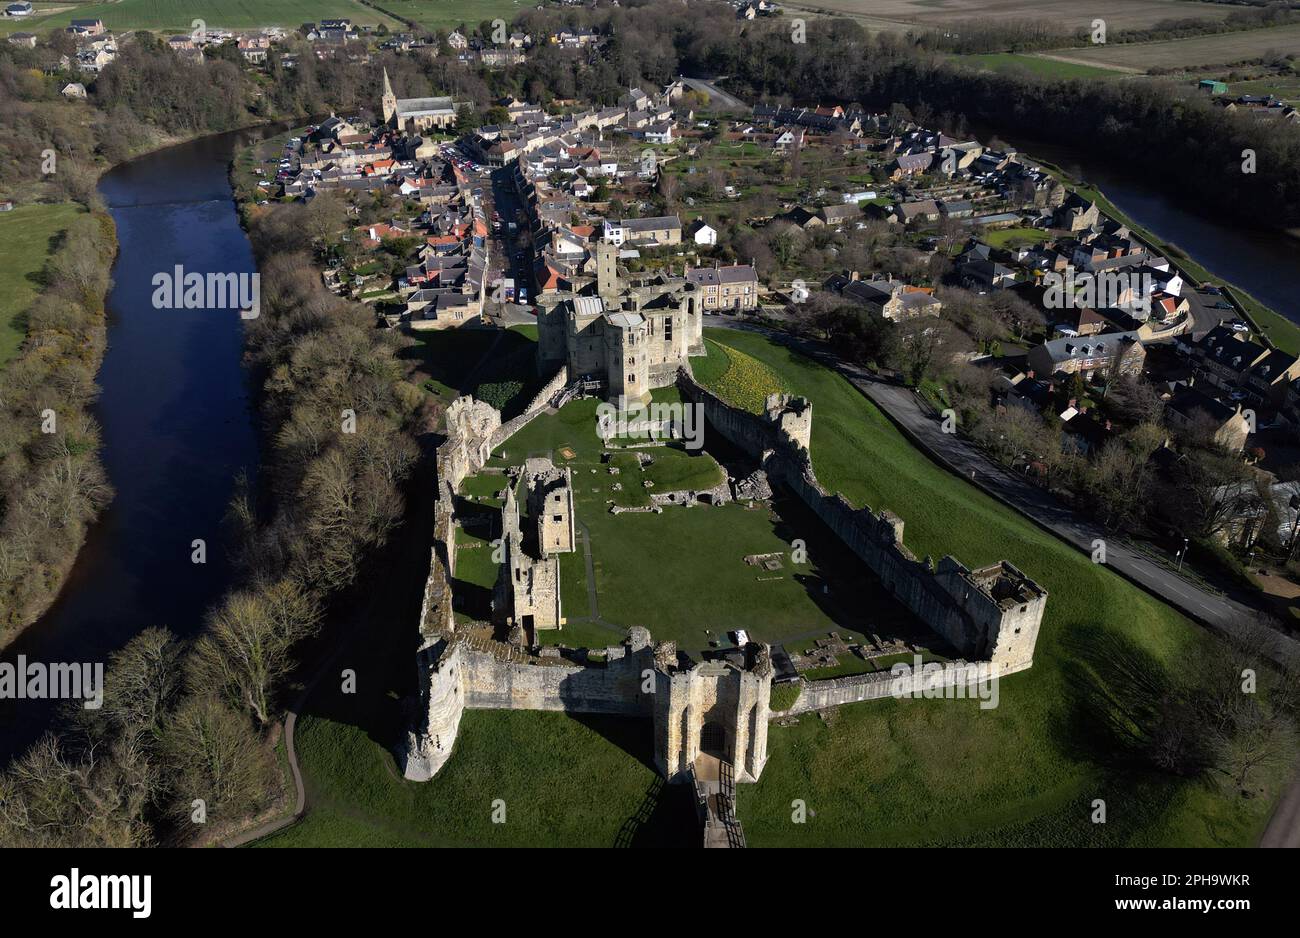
[1028,331,1146,380]
[825,272,942,322]
[67,18,105,36]
[684,262,759,312]
[1165,387,1252,451]
[603,215,682,247]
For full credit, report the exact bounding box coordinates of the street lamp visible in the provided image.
[1176,536,1189,573]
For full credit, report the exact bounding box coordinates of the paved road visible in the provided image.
[1260,757,1300,848]
[679,76,748,112]
[710,319,1300,665]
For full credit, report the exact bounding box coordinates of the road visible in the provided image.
[679,75,748,112]
[710,319,1300,665]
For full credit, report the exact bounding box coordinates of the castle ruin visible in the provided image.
[403,363,1048,845]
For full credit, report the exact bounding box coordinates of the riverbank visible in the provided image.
[0,207,117,649]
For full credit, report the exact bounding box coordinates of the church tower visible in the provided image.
[381,67,398,128]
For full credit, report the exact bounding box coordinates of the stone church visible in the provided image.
[381,67,459,132]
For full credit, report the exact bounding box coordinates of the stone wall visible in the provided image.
[677,369,1047,672]
[489,364,570,451]
[774,657,1032,717]
[402,625,775,784]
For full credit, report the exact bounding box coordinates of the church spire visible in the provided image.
[381,67,397,127]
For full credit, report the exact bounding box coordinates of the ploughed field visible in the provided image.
[1046,23,1300,70]
[5,0,398,33]
[786,0,1237,32]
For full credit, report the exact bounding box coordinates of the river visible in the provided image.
[0,127,278,765]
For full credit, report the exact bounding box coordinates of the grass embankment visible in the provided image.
[960,53,1129,81]
[0,203,83,369]
[703,329,1290,847]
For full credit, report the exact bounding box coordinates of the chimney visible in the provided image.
[850,270,860,282]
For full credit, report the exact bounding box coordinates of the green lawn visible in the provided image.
[5,0,397,33]
[377,0,528,31]
[702,328,1289,847]
[980,226,1053,250]
[0,203,82,370]
[960,53,1128,81]
[257,709,695,847]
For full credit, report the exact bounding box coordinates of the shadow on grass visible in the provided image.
[613,774,701,848]
[1055,624,1178,770]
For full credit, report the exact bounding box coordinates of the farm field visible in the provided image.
[0,202,82,370]
[784,0,1237,33]
[960,52,1131,80]
[377,0,528,31]
[1051,24,1300,70]
[2,0,399,34]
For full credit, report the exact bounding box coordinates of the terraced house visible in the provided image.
[684,262,759,312]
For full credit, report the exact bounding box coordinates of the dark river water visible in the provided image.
[995,133,1300,324]
[0,127,279,764]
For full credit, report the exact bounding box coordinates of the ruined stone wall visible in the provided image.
[677,369,1046,669]
[460,640,652,713]
[773,657,1032,717]
[490,365,570,451]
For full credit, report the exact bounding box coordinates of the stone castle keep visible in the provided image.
[402,366,1048,823]
[535,243,707,407]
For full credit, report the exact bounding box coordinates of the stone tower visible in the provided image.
[651,642,773,783]
[381,67,397,128]
[595,241,620,299]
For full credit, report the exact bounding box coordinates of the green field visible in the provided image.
[258,709,696,847]
[0,202,82,370]
[375,0,528,32]
[979,226,1054,250]
[5,0,398,34]
[961,53,1129,81]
